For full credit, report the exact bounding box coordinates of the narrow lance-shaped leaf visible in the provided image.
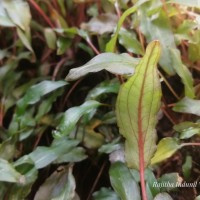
[0,159,25,183]
[109,162,141,200]
[173,97,200,116]
[65,53,139,81]
[116,40,161,169]
[16,80,67,116]
[106,0,148,52]
[151,137,181,165]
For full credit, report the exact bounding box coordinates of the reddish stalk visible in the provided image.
[0,112,3,127]
[86,161,107,200]
[52,0,59,11]
[63,78,83,107]
[158,70,180,100]
[137,28,145,53]
[117,74,124,84]
[86,38,100,55]
[0,100,4,126]
[28,0,54,28]
[137,56,154,200]
[161,107,177,125]
[114,1,121,18]
[52,57,67,80]
[97,0,102,14]
[138,96,147,200]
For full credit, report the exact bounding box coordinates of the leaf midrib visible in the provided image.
[136,42,158,170]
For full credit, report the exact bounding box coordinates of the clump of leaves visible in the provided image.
[0,0,200,199]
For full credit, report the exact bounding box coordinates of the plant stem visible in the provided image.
[28,0,54,28]
[140,160,147,200]
[52,57,67,80]
[114,1,121,18]
[86,161,107,200]
[86,38,100,55]
[158,70,180,100]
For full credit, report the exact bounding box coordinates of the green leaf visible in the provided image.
[158,173,182,192]
[174,121,200,139]
[81,13,118,35]
[44,28,57,50]
[0,2,15,27]
[86,79,120,101]
[29,147,58,169]
[151,138,180,165]
[0,138,15,160]
[58,0,66,15]
[35,89,64,122]
[53,100,101,137]
[169,48,194,98]
[173,97,200,116]
[92,187,120,200]
[116,40,161,169]
[188,30,200,62]
[99,138,122,154]
[29,138,84,169]
[16,80,67,116]
[109,162,141,200]
[139,5,176,75]
[167,0,200,7]
[54,147,87,163]
[51,166,76,200]
[17,27,34,53]
[2,0,33,53]
[56,37,71,55]
[154,193,173,200]
[0,158,25,183]
[106,0,148,52]
[189,42,200,62]
[182,155,192,180]
[34,165,76,200]
[54,27,77,37]
[119,28,144,55]
[8,156,38,199]
[73,121,105,149]
[65,53,139,81]
[145,169,160,199]
[2,0,31,31]
[175,20,197,44]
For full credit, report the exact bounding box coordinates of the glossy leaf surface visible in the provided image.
[151,138,180,165]
[109,162,141,200]
[34,165,76,200]
[174,121,200,139]
[0,159,24,183]
[65,53,139,81]
[53,100,101,137]
[139,2,176,75]
[16,80,67,116]
[169,48,194,98]
[92,187,120,200]
[29,138,86,169]
[106,0,148,52]
[173,97,200,116]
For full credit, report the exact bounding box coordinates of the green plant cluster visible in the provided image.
[0,0,200,199]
